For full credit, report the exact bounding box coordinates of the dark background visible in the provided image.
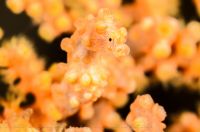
[0,0,200,128]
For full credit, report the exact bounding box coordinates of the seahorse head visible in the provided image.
[89,9,130,57]
[93,9,130,57]
[61,9,130,58]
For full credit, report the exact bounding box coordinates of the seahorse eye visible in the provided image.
[13,77,21,85]
[109,38,112,42]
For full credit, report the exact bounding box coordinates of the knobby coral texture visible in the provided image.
[0,0,200,132]
[126,94,166,132]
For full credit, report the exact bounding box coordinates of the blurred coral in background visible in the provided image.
[0,0,200,132]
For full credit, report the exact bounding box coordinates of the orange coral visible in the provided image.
[0,37,61,127]
[65,127,92,132]
[0,109,39,132]
[119,0,180,26]
[126,94,166,132]
[87,100,132,132]
[168,112,200,132]
[193,0,200,16]
[6,0,73,42]
[63,0,122,22]
[0,109,91,132]
[133,0,180,18]
[5,0,123,42]
[128,16,179,59]
[127,15,200,90]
